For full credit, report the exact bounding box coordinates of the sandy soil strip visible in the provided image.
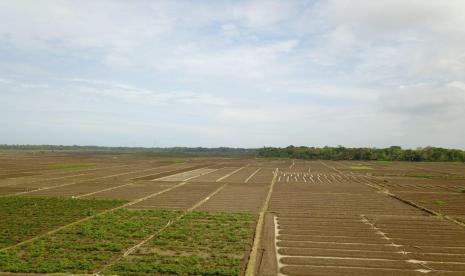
[245,168,278,276]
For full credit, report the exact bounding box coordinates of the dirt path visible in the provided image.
[245,168,278,276]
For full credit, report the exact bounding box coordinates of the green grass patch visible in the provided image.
[105,211,256,276]
[350,166,373,170]
[461,189,465,193]
[0,208,180,274]
[405,173,465,180]
[0,197,124,249]
[0,209,256,275]
[51,163,96,170]
[434,200,446,206]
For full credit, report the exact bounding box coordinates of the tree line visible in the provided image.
[256,146,465,162]
[2,144,464,162]
[0,144,254,156]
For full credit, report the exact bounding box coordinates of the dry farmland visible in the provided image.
[0,152,464,275]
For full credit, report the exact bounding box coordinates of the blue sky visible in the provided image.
[1,0,464,148]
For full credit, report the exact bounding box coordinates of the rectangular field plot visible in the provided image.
[270,214,429,276]
[197,183,270,213]
[105,211,256,276]
[363,215,465,273]
[157,168,217,182]
[247,168,275,183]
[0,164,153,196]
[0,208,180,274]
[25,179,128,198]
[218,167,261,183]
[128,182,223,209]
[190,167,242,182]
[0,196,124,249]
[81,181,179,201]
[269,181,423,216]
[395,192,465,216]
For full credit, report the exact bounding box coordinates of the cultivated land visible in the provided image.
[0,151,464,275]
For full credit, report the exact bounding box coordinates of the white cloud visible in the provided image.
[0,1,464,148]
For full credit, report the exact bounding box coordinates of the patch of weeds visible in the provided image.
[0,208,180,274]
[434,200,446,206]
[106,211,256,276]
[0,197,125,248]
[461,189,465,193]
[350,166,373,170]
[51,163,96,170]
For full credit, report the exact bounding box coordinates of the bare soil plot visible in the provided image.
[268,181,422,216]
[25,179,129,197]
[363,215,465,273]
[24,164,201,198]
[0,163,129,188]
[156,168,217,182]
[0,164,149,196]
[190,167,242,182]
[273,214,430,275]
[394,192,465,216]
[197,182,270,213]
[276,171,354,184]
[247,167,275,184]
[377,177,463,193]
[81,181,180,201]
[130,163,208,181]
[218,167,261,183]
[128,182,223,209]
[255,165,462,276]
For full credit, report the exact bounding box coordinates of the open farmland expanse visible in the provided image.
[0,152,464,275]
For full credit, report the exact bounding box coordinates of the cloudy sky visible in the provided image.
[1,1,464,148]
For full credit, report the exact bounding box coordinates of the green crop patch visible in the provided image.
[350,166,373,170]
[105,211,256,276]
[0,196,124,249]
[434,200,446,206]
[0,209,180,274]
[51,163,96,170]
